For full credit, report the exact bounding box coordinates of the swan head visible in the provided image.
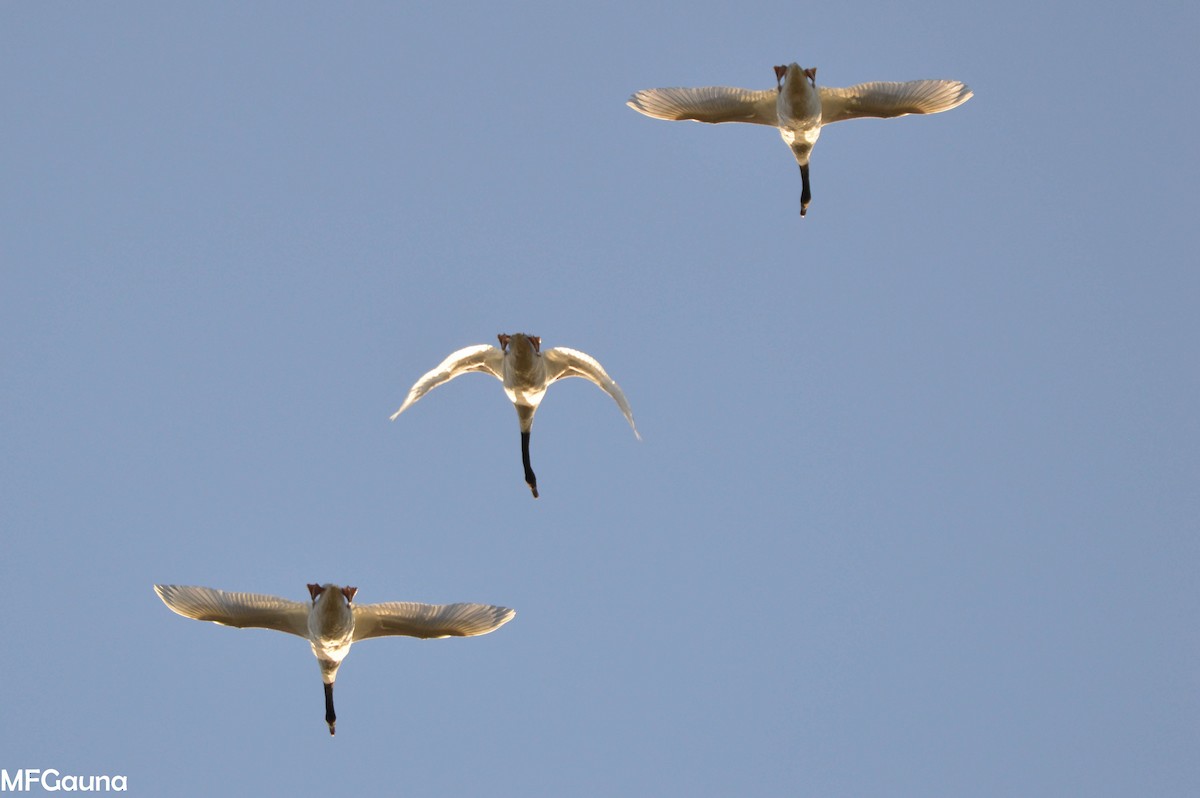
[775,63,817,93]
[307,583,357,605]
[497,332,541,356]
[308,584,356,645]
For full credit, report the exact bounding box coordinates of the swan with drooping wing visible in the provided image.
[391,333,639,498]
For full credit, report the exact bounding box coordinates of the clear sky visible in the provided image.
[2,2,1197,796]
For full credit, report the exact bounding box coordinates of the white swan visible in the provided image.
[154,583,514,735]
[390,333,639,498]
[628,62,973,216]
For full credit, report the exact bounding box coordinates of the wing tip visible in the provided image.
[153,584,196,618]
[489,606,517,633]
[934,80,973,112]
[474,604,516,635]
[626,91,656,118]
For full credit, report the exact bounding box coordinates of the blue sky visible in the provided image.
[2,2,1197,795]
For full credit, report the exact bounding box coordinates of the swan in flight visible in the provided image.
[628,62,973,216]
[390,333,639,498]
[154,583,515,735]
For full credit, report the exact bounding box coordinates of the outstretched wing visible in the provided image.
[543,347,640,440]
[819,79,972,124]
[153,585,310,637]
[352,602,516,641]
[627,86,779,126]
[390,345,504,421]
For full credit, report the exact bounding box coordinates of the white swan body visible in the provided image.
[628,62,973,216]
[391,333,639,497]
[154,583,514,735]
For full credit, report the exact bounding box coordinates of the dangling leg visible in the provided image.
[516,405,539,498]
[521,430,538,498]
[324,682,336,736]
[799,163,812,217]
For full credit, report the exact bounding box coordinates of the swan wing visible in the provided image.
[627,86,779,126]
[154,585,310,637]
[352,602,515,641]
[390,345,504,421]
[543,347,640,440]
[819,79,972,124]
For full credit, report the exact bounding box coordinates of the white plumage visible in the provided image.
[628,62,973,216]
[154,583,514,735]
[391,332,639,498]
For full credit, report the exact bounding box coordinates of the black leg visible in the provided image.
[799,163,811,217]
[324,682,336,736]
[521,431,538,498]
